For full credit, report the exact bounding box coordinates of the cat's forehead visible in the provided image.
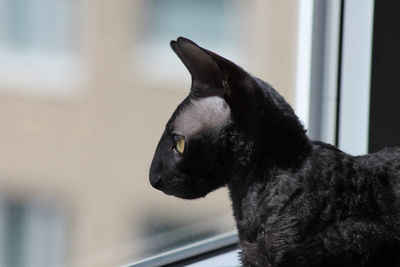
[173,96,231,136]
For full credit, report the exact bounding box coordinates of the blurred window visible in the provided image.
[0,0,307,266]
[0,197,66,267]
[0,0,83,96]
[0,0,76,52]
[135,0,241,82]
[144,0,237,48]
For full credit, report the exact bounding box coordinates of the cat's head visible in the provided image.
[149,37,256,199]
[149,37,309,199]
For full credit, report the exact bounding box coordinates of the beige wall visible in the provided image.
[250,0,299,104]
[0,0,300,266]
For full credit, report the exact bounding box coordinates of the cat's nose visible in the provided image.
[150,174,162,189]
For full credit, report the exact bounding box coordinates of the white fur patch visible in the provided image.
[173,96,231,136]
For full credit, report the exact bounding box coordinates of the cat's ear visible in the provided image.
[171,37,256,111]
[171,37,225,97]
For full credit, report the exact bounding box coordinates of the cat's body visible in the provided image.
[149,37,400,266]
[232,142,400,266]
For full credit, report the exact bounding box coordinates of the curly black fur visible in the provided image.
[149,37,400,266]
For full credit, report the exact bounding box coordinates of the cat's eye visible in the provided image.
[173,135,185,154]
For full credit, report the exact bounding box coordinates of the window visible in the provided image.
[0,0,84,97]
[133,0,242,83]
[0,196,66,267]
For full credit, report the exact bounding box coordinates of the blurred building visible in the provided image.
[0,0,300,266]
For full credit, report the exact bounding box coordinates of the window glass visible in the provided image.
[0,1,301,266]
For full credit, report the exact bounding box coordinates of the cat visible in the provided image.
[149,37,400,267]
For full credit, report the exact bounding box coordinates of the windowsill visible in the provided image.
[186,249,240,267]
[125,231,239,267]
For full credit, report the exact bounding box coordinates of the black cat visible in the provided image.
[149,37,400,267]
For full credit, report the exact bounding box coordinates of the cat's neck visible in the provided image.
[226,138,311,228]
[226,76,312,226]
[226,161,305,242]
[226,163,273,237]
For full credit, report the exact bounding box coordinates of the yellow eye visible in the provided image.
[174,135,185,154]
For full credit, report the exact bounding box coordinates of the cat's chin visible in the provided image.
[174,194,204,200]
[161,189,207,200]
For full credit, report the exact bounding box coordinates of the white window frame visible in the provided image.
[337,0,375,155]
[298,0,375,156]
